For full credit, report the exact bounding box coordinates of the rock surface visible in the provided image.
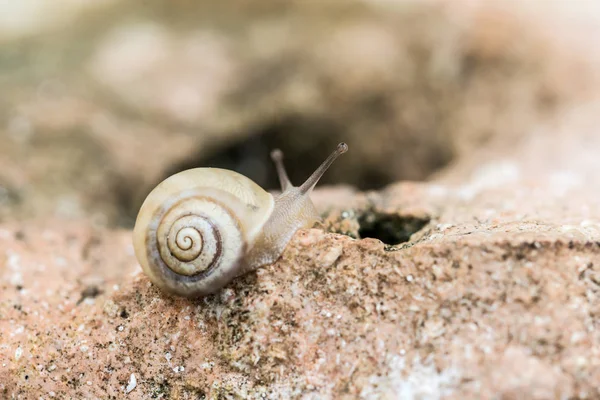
[3,1,600,399]
[3,98,600,397]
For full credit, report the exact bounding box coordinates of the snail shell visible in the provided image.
[133,143,348,298]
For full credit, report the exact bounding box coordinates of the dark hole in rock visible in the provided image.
[358,212,430,245]
[76,285,103,306]
[122,113,454,227]
[162,116,353,192]
[176,119,452,193]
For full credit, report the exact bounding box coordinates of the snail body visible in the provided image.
[133,143,348,298]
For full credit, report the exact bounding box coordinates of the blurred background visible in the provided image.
[0,0,598,228]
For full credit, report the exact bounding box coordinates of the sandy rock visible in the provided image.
[2,153,600,398]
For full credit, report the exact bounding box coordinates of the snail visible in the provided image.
[133,142,348,298]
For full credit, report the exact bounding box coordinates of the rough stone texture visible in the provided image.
[4,98,600,397]
[3,152,600,398]
[3,1,600,399]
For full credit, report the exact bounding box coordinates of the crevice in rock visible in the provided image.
[121,111,455,228]
[163,115,349,192]
[76,285,102,306]
[358,211,430,246]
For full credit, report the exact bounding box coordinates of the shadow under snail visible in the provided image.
[133,143,348,298]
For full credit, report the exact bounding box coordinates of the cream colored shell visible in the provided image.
[133,168,274,297]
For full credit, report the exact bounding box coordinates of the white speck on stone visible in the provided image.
[15,346,22,360]
[165,352,172,362]
[125,373,136,393]
[219,288,236,303]
[118,325,124,332]
[80,345,89,353]
[7,253,20,270]
[406,275,414,282]
[173,366,185,373]
[201,362,214,370]
[571,331,585,344]
[184,315,190,320]
[86,381,92,386]
[12,325,24,336]
[83,298,95,305]
[437,223,453,232]
[48,364,56,371]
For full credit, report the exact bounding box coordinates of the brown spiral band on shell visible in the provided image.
[160,213,223,275]
[145,193,245,281]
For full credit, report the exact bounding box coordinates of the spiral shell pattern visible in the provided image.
[133,168,276,297]
[145,192,245,288]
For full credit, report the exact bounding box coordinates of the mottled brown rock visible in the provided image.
[3,159,600,398]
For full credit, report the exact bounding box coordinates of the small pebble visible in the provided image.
[125,373,136,394]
